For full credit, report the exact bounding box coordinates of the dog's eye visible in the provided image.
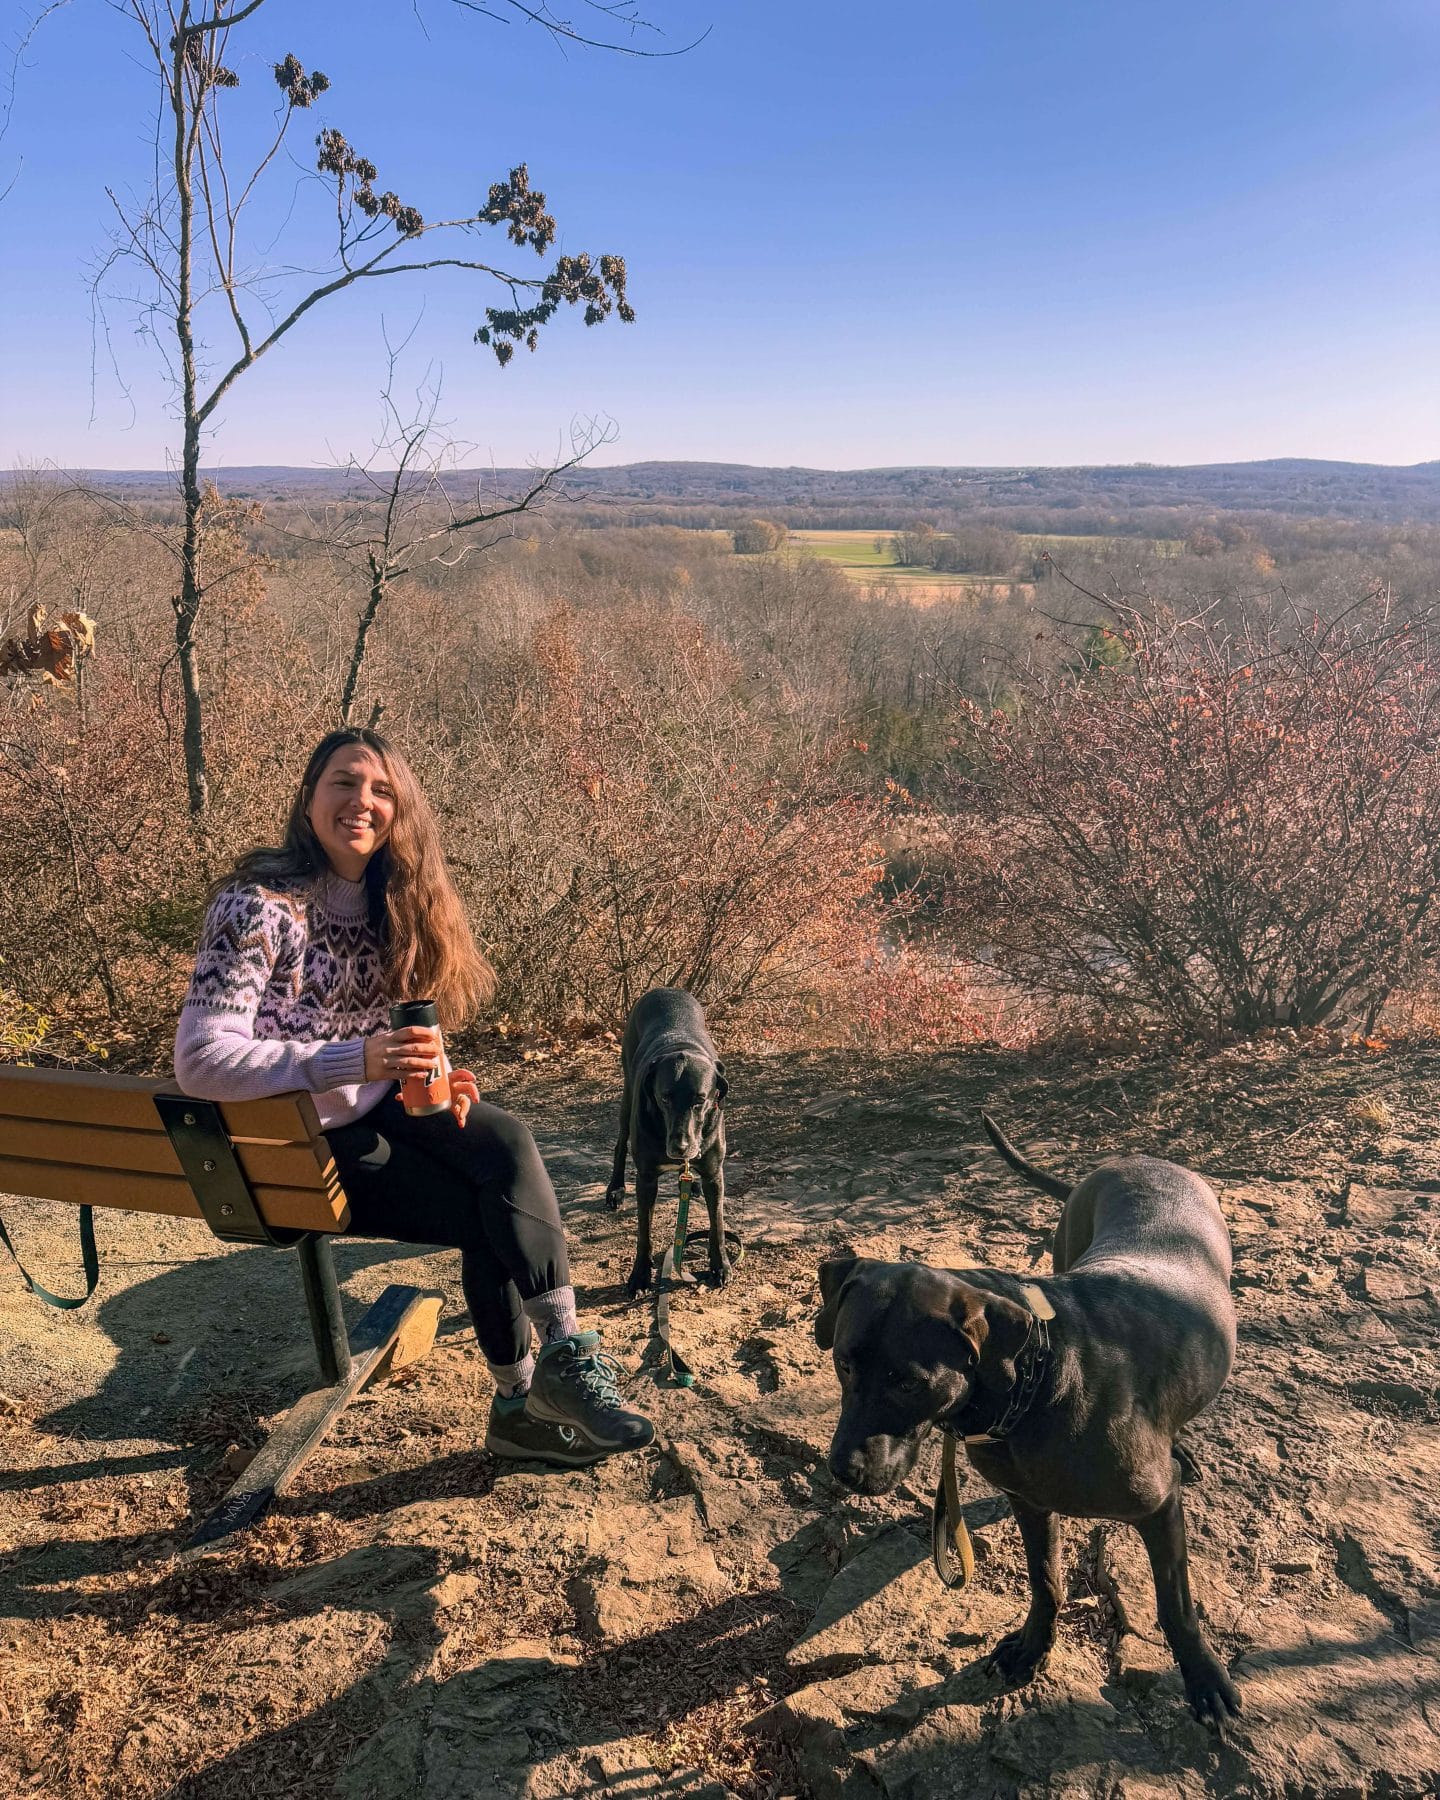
[897,1376,924,1395]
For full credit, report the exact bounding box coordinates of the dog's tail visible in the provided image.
[979,1111,1072,1203]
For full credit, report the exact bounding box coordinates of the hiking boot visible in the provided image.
[525,1331,656,1458]
[484,1391,607,1467]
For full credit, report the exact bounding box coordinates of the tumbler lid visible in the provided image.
[390,999,438,1029]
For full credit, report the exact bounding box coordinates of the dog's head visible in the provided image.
[814,1254,1035,1495]
[643,1051,728,1163]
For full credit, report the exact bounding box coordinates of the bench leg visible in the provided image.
[182,1282,429,1557]
[296,1234,352,1385]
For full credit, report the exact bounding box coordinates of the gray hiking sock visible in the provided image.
[488,1352,535,1400]
[523,1286,579,1345]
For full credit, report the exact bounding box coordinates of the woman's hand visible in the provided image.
[449,1068,480,1128]
[364,1027,442,1084]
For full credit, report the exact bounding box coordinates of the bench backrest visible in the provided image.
[0,1068,349,1234]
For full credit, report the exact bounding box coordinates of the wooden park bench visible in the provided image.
[0,1066,439,1554]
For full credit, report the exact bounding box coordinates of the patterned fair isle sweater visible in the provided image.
[174,873,393,1130]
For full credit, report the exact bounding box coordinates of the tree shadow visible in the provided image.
[169,1577,806,1799]
[155,1527,1440,1800]
[35,1236,457,1443]
[2,1236,473,1605]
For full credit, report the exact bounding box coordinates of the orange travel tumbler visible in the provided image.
[390,1000,451,1117]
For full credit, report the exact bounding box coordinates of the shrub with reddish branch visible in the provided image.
[446,605,895,1026]
[944,598,1440,1034]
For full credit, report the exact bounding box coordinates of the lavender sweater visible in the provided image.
[174,874,393,1130]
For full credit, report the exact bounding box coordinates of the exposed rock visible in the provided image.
[665,1437,752,1532]
[1329,1427,1440,1620]
[461,1639,581,1689]
[335,1711,426,1800]
[863,1701,987,1799]
[1407,1601,1440,1657]
[1346,1183,1432,1227]
[745,1373,839,1461]
[265,1541,437,1613]
[426,1571,483,1610]
[423,1722,534,1800]
[788,1525,1017,1669]
[987,1691,1131,1777]
[13,1044,1440,1800]
[748,1661,946,1750]
[1362,1262,1430,1306]
[566,1497,727,1640]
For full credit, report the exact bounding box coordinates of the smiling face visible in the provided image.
[306,745,397,880]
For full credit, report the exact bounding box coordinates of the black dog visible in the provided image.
[605,987,730,1297]
[815,1114,1239,1726]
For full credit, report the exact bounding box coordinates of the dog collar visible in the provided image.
[958,1281,1055,1446]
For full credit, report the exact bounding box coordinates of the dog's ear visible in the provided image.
[814,1252,860,1350]
[636,1060,663,1123]
[946,1280,1034,1397]
[711,1060,729,1106]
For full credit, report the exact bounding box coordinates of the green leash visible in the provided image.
[0,1203,99,1310]
[652,1163,744,1388]
[655,1164,699,1386]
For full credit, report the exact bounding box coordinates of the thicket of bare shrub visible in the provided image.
[944,594,1440,1034]
[1,495,951,1054]
[440,606,890,1024]
[8,468,1440,1060]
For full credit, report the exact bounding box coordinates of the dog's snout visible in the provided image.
[826,1428,915,1496]
[827,1448,873,1493]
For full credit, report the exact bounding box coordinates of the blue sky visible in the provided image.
[2,0,1437,470]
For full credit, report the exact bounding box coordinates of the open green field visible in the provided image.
[785,529,997,591]
[787,528,898,569]
[784,529,1181,589]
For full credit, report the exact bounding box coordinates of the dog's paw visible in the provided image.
[707,1258,733,1289]
[604,1186,625,1212]
[625,1260,654,1298]
[986,1625,1053,1687]
[1182,1654,1241,1728]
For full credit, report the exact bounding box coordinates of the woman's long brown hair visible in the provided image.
[217,729,494,1030]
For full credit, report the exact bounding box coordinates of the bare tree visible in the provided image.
[308,360,615,726]
[93,0,637,818]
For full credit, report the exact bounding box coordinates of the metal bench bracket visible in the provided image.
[153,1094,304,1249]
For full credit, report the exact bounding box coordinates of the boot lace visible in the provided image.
[564,1347,626,1412]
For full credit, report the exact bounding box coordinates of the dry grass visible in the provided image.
[1347,1092,1395,1132]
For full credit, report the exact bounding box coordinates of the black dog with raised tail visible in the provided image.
[815,1114,1240,1727]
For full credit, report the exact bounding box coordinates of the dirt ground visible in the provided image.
[2,1039,1438,1799]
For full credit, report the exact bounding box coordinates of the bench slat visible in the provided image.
[0,1156,348,1233]
[0,1070,176,1133]
[0,1068,326,1146]
[0,1116,337,1193]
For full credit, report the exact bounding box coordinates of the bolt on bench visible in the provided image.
[0,1066,440,1554]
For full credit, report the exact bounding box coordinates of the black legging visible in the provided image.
[323,1087,569,1368]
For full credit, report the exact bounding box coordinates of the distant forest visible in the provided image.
[37,456,1440,531]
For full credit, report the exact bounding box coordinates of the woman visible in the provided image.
[175,727,653,1467]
